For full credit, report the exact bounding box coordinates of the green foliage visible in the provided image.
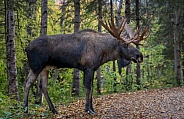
[0,92,24,119]
[47,68,74,104]
[0,60,7,93]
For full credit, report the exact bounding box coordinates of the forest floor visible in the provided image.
[28,87,184,119]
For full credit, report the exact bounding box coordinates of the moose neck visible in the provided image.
[100,37,120,65]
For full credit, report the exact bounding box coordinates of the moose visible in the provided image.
[24,18,149,114]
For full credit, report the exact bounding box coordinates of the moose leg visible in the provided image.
[24,69,38,113]
[90,81,94,111]
[39,69,58,114]
[84,69,95,114]
[35,75,43,104]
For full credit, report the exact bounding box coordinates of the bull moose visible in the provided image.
[24,18,148,114]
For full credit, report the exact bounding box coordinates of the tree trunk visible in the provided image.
[125,0,131,90]
[52,0,67,83]
[73,0,80,32]
[26,0,37,37]
[60,0,67,34]
[126,63,132,90]
[173,9,183,85]
[135,0,141,87]
[117,0,123,17]
[97,0,102,95]
[35,0,48,104]
[109,0,117,92]
[5,0,20,100]
[40,0,48,36]
[116,0,124,78]
[125,0,130,24]
[72,0,80,96]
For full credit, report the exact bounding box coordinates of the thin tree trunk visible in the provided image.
[109,0,118,92]
[109,0,117,93]
[173,9,183,85]
[35,0,48,104]
[72,0,80,96]
[125,0,131,90]
[135,0,141,87]
[52,0,68,83]
[60,0,67,34]
[117,0,123,17]
[26,0,37,37]
[25,0,37,99]
[116,0,124,90]
[126,63,131,90]
[97,0,102,95]
[125,0,130,24]
[74,0,80,32]
[40,0,48,36]
[5,0,20,100]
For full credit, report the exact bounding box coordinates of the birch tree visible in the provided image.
[5,0,20,100]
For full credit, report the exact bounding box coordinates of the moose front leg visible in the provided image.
[84,69,95,114]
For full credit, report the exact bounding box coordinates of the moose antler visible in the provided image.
[98,18,127,42]
[124,23,150,45]
[131,27,150,45]
[99,17,150,45]
[113,15,150,45]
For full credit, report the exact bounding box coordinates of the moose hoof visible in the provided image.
[24,106,28,114]
[86,109,95,115]
[51,109,58,114]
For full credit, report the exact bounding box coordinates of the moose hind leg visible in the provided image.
[24,69,38,113]
[39,69,58,114]
[84,69,95,114]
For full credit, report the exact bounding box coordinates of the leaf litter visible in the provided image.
[30,87,184,119]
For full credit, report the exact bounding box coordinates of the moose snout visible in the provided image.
[136,53,143,63]
[131,53,143,63]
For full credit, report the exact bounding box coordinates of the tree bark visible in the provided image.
[35,0,48,104]
[109,0,117,92]
[60,0,67,34]
[26,0,37,37]
[173,9,183,85]
[40,0,48,36]
[135,0,141,87]
[117,0,123,17]
[116,0,124,78]
[97,0,102,95]
[5,0,20,100]
[72,0,80,96]
[125,0,130,24]
[125,0,131,90]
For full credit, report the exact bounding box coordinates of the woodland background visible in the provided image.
[0,0,183,118]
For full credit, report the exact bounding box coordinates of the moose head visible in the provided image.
[99,18,149,64]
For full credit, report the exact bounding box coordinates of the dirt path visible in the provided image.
[53,87,184,119]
